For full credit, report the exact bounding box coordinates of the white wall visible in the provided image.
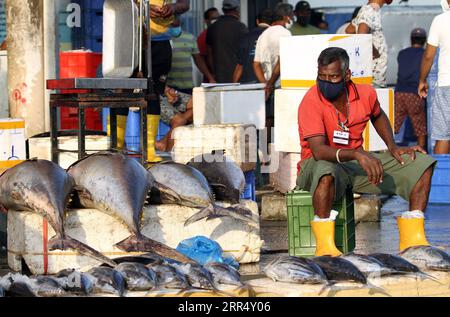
[286,0,441,8]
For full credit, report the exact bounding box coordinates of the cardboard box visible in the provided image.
[0,119,26,169]
[280,34,373,89]
[193,84,266,130]
[274,88,395,153]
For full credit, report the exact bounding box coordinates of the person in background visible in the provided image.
[254,3,293,132]
[290,1,321,36]
[197,7,220,83]
[395,28,428,150]
[206,0,248,83]
[419,0,450,154]
[336,7,361,34]
[311,10,328,33]
[297,47,435,257]
[167,16,215,95]
[109,0,189,163]
[155,86,193,153]
[349,0,393,88]
[232,8,273,84]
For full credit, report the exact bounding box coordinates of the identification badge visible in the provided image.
[333,130,350,145]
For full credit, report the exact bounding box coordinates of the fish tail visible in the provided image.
[184,204,215,226]
[366,282,391,297]
[114,234,196,264]
[48,235,117,268]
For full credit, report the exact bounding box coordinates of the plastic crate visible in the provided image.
[73,0,104,11]
[84,10,103,38]
[241,171,256,201]
[60,108,102,131]
[429,154,450,204]
[157,121,171,142]
[59,51,102,93]
[287,189,356,258]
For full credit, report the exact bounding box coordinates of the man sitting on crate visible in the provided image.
[297,47,437,257]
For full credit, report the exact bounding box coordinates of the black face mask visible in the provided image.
[297,15,311,26]
[317,79,346,102]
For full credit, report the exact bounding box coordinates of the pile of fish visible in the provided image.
[264,246,450,293]
[0,152,257,269]
[0,253,245,297]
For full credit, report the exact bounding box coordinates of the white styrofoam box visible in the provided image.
[8,201,262,275]
[270,151,301,194]
[0,119,26,170]
[363,88,395,152]
[274,88,395,153]
[193,84,266,130]
[28,135,109,169]
[172,124,258,172]
[0,51,8,118]
[274,88,307,153]
[280,34,373,89]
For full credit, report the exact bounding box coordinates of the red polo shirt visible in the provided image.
[298,82,381,168]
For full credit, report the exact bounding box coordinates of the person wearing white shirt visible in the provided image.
[419,0,450,154]
[253,2,293,131]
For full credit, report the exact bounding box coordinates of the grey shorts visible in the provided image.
[431,85,450,140]
[160,92,190,125]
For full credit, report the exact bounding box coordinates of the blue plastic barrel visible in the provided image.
[125,110,141,152]
[429,155,450,204]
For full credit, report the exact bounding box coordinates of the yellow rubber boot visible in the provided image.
[147,115,163,163]
[107,115,127,150]
[397,216,430,252]
[311,220,343,257]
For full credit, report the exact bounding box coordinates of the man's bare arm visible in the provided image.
[418,44,438,98]
[357,23,380,59]
[253,61,267,84]
[232,64,243,83]
[193,53,215,83]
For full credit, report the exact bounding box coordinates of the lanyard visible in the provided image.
[334,89,350,132]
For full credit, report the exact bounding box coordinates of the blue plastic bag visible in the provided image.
[176,236,239,269]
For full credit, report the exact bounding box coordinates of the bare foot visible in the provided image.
[155,140,166,152]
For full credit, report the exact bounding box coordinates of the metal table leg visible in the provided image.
[78,107,86,159]
[50,103,59,164]
[110,108,118,151]
[140,104,148,165]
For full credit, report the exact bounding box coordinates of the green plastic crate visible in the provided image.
[287,189,356,258]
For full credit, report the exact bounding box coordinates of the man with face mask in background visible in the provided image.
[418,0,450,155]
[166,16,215,95]
[297,47,436,257]
[290,1,321,36]
[254,3,293,133]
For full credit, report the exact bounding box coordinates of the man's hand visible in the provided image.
[150,5,163,18]
[389,145,427,165]
[418,80,429,98]
[265,84,274,101]
[354,149,384,185]
[160,3,175,18]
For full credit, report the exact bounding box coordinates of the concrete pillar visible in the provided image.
[43,0,57,132]
[6,0,45,138]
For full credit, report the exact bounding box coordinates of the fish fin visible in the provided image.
[417,271,442,284]
[154,181,183,203]
[366,282,391,297]
[184,204,216,226]
[48,235,117,268]
[210,183,227,189]
[114,234,196,264]
[213,204,258,227]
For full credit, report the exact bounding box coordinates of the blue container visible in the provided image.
[429,155,450,204]
[241,171,256,202]
[84,10,103,38]
[157,121,171,142]
[102,108,109,132]
[125,110,141,152]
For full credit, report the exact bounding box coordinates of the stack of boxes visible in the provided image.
[71,0,104,52]
[172,84,267,202]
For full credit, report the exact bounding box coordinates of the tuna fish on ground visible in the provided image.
[67,152,194,264]
[341,253,398,277]
[115,262,157,291]
[167,260,216,290]
[399,246,450,272]
[0,285,4,297]
[263,256,329,285]
[188,154,246,204]
[55,269,94,295]
[311,256,367,284]
[0,273,66,297]
[204,262,243,288]
[87,267,126,297]
[0,159,116,267]
[148,162,257,226]
[146,262,190,290]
